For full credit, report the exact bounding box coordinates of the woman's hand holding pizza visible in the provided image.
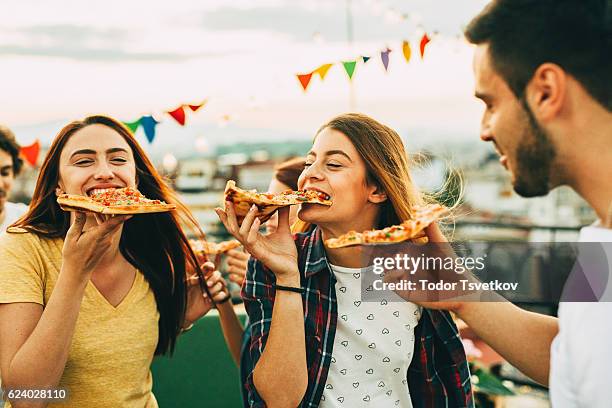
[216,203,299,281]
[61,211,131,280]
[384,222,485,313]
[225,249,250,286]
[184,262,231,328]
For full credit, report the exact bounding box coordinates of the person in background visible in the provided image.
[0,125,27,232]
[416,1,611,407]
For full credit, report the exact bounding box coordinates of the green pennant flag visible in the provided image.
[123,119,141,134]
[342,60,357,80]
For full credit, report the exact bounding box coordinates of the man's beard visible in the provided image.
[512,97,557,198]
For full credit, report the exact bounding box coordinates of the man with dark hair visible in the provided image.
[0,125,27,232]
[425,1,611,406]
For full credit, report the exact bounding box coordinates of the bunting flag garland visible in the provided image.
[167,106,187,126]
[123,119,141,133]
[296,33,437,91]
[402,40,411,62]
[21,140,40,167]
[420,33,431,59]
[381,48,392,72]
[314,63,333,80]
[140,115,159,143]
[297,72,313,91]
[120,97,209,144]
[342,60,357,80]
[188,100,208,112]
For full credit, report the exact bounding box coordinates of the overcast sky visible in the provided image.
[1,0,491,150]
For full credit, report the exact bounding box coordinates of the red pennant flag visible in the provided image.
[420,33,431,59]
[296,72,313,91]
[188,100,208,112]
[21,140,40,167]
[167,106,186,126]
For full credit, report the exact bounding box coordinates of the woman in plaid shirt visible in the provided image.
[216,113,473,408]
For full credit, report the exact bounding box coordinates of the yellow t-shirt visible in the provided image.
[0,229,160,408]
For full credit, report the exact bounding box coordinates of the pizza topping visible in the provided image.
[325,203,446,248]
[88,187,169,207]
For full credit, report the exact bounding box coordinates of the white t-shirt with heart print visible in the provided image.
[319,264,421,407]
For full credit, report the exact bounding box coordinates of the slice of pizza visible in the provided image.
[190,239,241,255]
[224,180,332,225]
[57,187,176,215]
[325,203,446,248]
[325,230,365,249]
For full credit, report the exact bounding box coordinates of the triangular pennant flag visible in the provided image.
[381,48,392,72]
[402,40,411,62]
[21,140,40,167]
[188,99,208,112]
[420,33,431,59]
[123,119,141,134]
[315,63,333,80]
[140,115,159,144]
[297,72,313,91]
[167,106,186,126]
[362,56,371,64]
[342,61,357,80]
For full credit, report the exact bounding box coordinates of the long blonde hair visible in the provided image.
[294,113,428,233]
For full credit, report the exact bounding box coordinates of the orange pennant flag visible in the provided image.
[188,99,208,112]
[420,34,431,59]
[21,140,40,167]
[168,106,186,126]
[297,72,314,91]
[315,63,333,80]
[402,40,411,62]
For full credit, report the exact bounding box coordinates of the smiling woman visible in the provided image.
[217,113,473,408]
[0,115,230,407]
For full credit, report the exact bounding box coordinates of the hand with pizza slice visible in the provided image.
[217,180,333,280]
[62,211,133,279]
[216,202,300,282]
[184,262,231,326]
[225,249,250,286]
[223,180,331,226]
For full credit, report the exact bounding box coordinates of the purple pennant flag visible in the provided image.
[381,48,392,72]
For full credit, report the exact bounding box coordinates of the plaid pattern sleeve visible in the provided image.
[408,309,474,408]
[241,256,277,407]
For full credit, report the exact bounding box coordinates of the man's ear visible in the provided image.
[368,185,388,204]
[526,63,566,122]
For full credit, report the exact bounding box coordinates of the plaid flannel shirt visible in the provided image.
[241,226,474,408]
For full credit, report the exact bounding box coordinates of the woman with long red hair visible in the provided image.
[0,115,228,407]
